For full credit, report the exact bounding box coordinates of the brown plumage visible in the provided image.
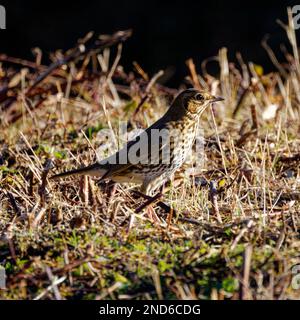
[51,89,223,194]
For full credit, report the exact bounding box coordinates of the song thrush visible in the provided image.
[51,89,223,195]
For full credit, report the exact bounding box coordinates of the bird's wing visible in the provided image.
[99,118,170,180]
[98,134,142,180]
[51,162,106,180]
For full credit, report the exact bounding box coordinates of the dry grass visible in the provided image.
[0,9,300,300]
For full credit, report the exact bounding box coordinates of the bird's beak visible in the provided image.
[211,96,224,103]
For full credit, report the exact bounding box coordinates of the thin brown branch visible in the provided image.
[38,159,54,207]
[239,244,253,300]
[209,181,222,224]
[186,58,202,90]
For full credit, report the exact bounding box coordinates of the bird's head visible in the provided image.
[169,88,224,120]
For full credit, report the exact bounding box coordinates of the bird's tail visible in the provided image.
[50,163,104,180]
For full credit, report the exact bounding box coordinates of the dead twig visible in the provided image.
[0,54,47,71]
[79,176,89,206]
[239,244,253,300]
[132,190,226,232]
[1,30,132,115]
[5,191,22,216]
[133,70,164,118]
[232,85,252,118]
[236,129,257,148]
[26,30,132,96]
[38,159,54,207]
[186,58,201,90]
[209,181,222,224]
[250,104,258,130]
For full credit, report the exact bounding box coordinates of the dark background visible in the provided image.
[0,0,298,87]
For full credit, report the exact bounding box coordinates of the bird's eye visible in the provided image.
[195,94,204,101]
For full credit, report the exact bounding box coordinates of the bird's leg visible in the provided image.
[145,192,162,224]
[97,179,117,204]
[145,182,169,223]
[132,177,173,224]
[159,182,167,194]
[134,192,162,224]
[133,189,162,224]
[135,191,162,213]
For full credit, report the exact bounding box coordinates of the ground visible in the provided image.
[0,14,300,300]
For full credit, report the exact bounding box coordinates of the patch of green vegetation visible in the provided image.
[35,144,67,159]
[85,123,105,140]
[124,100,138,114]
[222,277,239,294]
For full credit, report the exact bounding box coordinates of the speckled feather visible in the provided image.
[51,89,223,194]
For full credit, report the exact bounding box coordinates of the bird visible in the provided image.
[51,89,223,195]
